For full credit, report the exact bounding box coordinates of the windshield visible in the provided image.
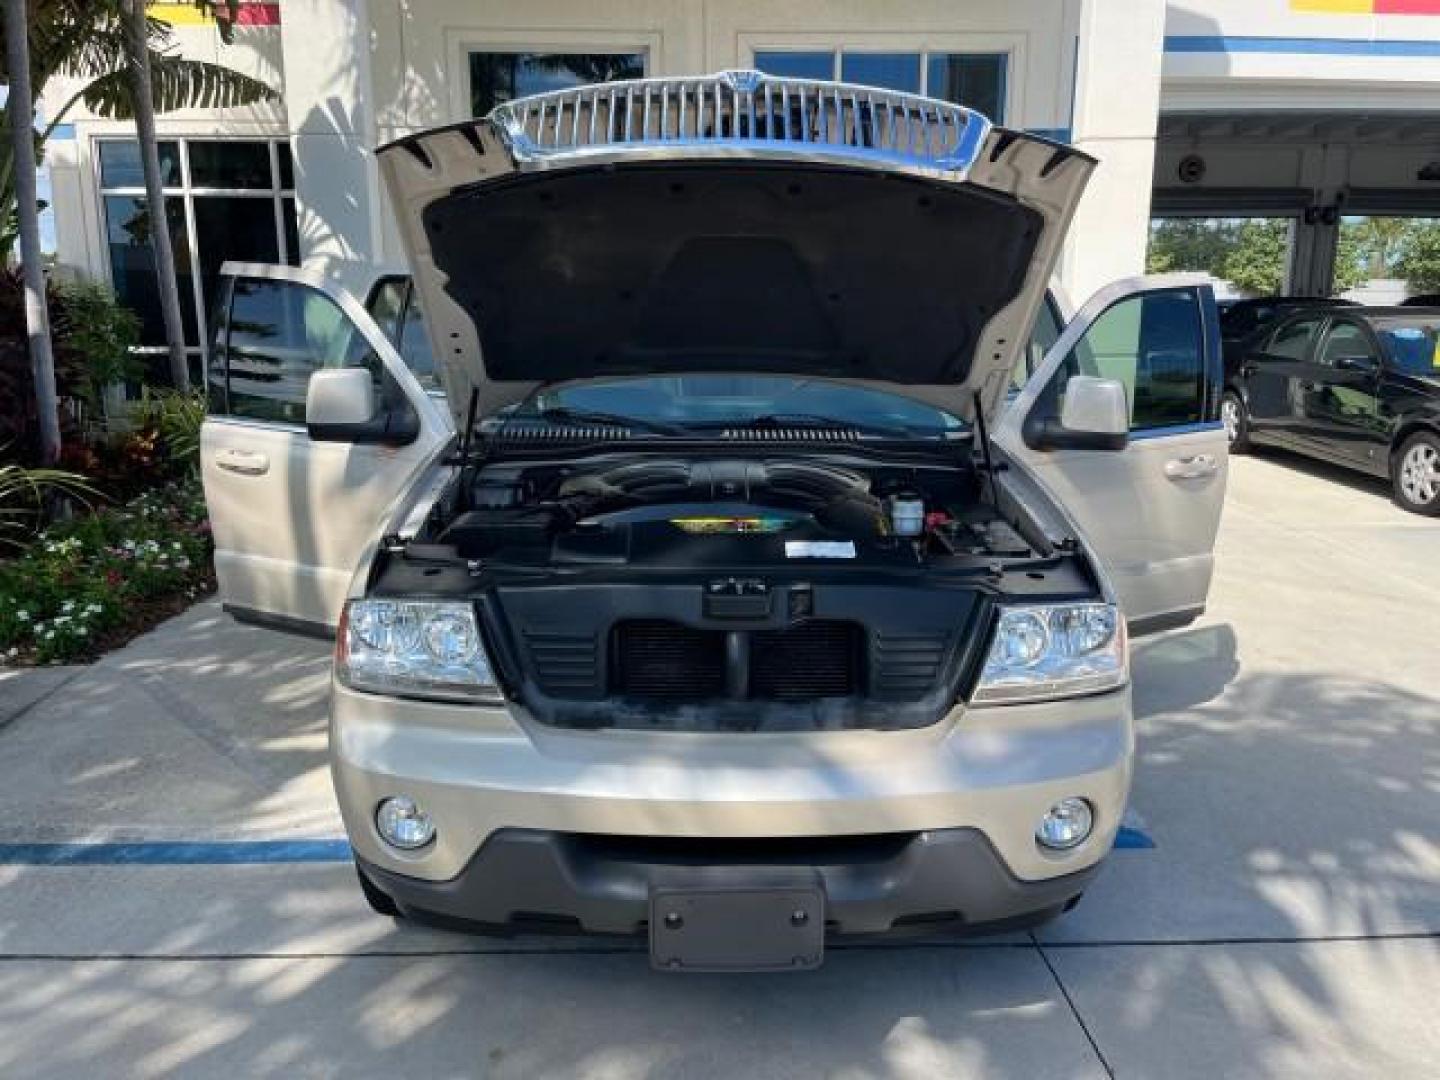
[1377,320,1440,376]
[513,376,965,437]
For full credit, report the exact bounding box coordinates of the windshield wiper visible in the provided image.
[688,413,918,438]
[528,406,688,437]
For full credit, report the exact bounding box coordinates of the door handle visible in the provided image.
[215,448,270,476]
[1164,453,1219,481]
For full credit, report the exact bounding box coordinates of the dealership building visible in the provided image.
[38,0,1440,369]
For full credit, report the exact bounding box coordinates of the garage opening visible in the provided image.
[1150,112,1440,304]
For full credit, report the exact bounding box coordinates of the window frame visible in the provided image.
[451,35,655,121]
[742,37,1018,123]
[94,136,298,378]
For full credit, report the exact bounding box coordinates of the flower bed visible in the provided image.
[0,477,214,664]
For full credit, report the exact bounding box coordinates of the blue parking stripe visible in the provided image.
[1113,826,1155,850]
[0,828,1154,865]
[0,839,353,865]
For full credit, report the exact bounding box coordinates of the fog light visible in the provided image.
[375,796,435,850]
[1036,798,1093,851]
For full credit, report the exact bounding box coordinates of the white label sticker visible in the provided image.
[784,541,857,559]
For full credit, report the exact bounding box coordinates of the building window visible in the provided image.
[97,138,299,387]
[752,50,1007,122]
[468,52,646,118]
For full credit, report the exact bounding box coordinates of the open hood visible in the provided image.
[378,72,1095,428]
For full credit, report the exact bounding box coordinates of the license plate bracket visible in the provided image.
[649,877,825,973]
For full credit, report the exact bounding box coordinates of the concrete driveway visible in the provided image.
[0,449,1436,1079]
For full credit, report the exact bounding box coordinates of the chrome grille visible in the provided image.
[490,71,991,179]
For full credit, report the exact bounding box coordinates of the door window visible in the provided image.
[209,278,383,425]
[1048,288,1211,431]
[396,292,436,391]
[365,277,439,392]
[366,278,408,345]
[1264,315,1324,360]
[1316,321,1377,367]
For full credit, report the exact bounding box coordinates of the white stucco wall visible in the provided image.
[1061,0,1167,303]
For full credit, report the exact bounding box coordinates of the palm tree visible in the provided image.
[122,0,187,389]
[3,0,61,465]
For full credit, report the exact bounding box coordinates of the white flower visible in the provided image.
[85,604,102,614]
[62,601,75,613]
[15,611,29,622]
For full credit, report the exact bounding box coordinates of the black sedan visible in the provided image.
[1224,307,1440,514]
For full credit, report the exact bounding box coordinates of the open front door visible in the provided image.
[996,276,1228,635]
[200,264,452,632]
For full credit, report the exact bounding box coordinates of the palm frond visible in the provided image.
[79,52,279,119]
[0,462,97,547]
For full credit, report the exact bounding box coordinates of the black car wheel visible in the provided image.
[356,863,401,917]
[1221,390,1250,452]
[1394,432,1440,515]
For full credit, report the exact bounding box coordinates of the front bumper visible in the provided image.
[330,680,1134,893]
[357,827,1100,936]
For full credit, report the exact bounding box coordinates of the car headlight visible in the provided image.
[971,602,1126,705]
[337,599,500,702]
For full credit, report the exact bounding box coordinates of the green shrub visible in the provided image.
[0,269,142,461]
[130,389,206,473]
[0,475,212,664]
[50,280,144,412]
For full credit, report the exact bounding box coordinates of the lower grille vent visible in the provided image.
[611,619,863,702]
[752,621,863,700]
[612,620,726,701]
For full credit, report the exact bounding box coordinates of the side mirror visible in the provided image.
[307,368,375,429]
[1025,376,1130,452]
[306,368,419,445]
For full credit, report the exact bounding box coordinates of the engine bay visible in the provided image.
[417,452,1042,569]
[372,447,1098,731]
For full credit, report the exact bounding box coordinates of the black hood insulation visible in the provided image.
[421,162,1042,387]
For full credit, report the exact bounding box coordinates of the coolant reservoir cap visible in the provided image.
[888,495,925,537]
